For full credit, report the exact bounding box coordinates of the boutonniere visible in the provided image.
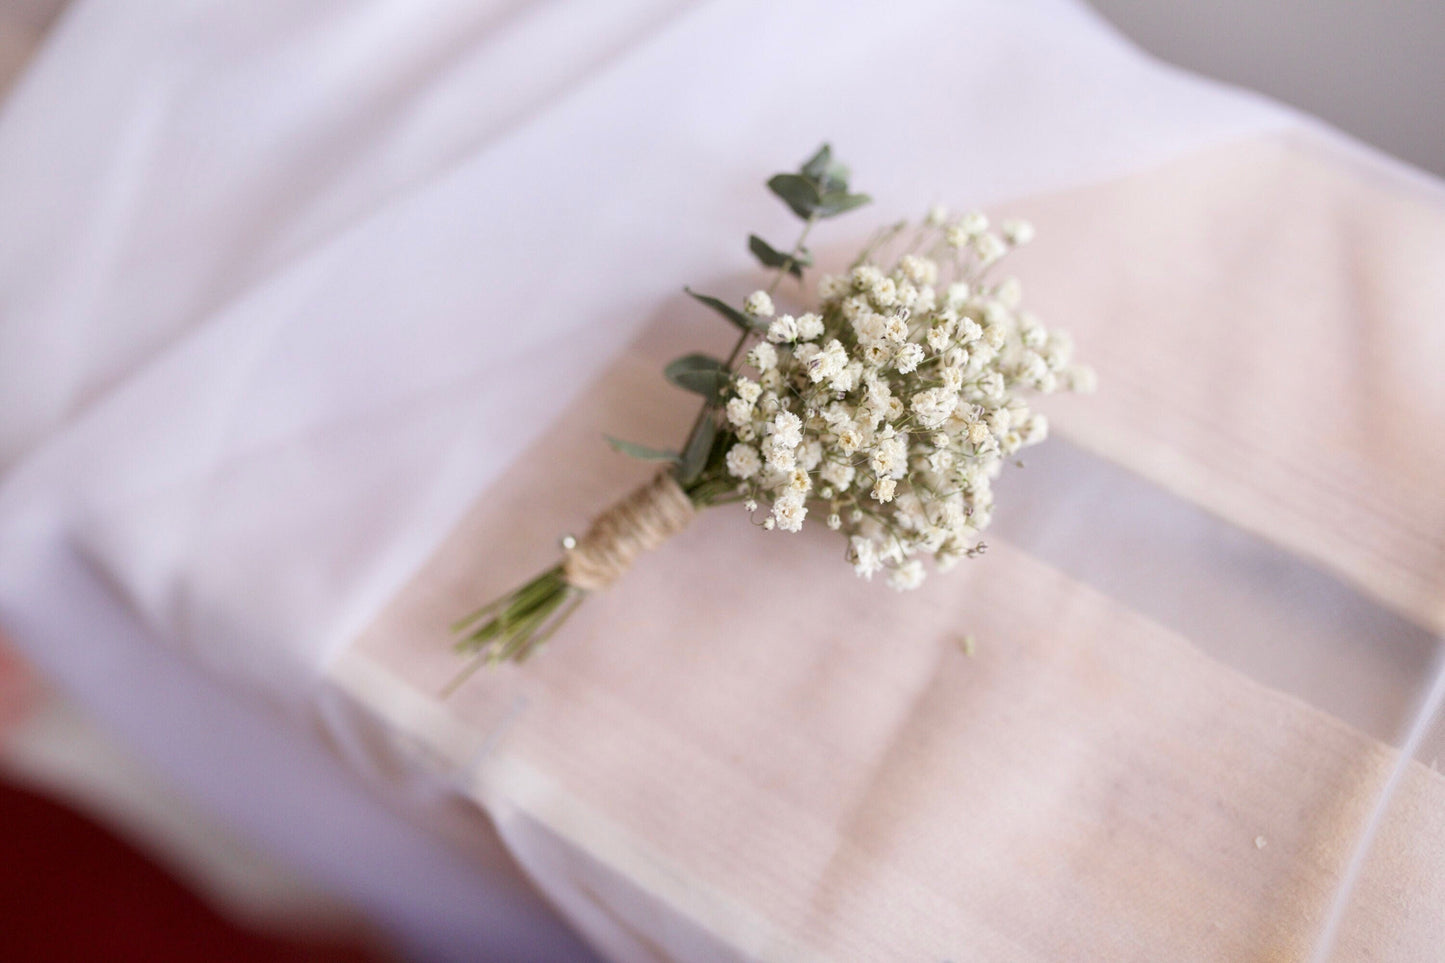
[446,144,1093,691]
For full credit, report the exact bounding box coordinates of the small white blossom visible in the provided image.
[1001,218,1035,246]
[797,438,823,472]
[746,343,777,372]
[994,277,1023,308]
[771,492,807,532]
[910,387,959,429]
[725,443,761,479]
[872,477,897,503]
[771,410,803,449]
[888,559,926,591]
[817,274,850,300]
[850,264,884,292]
[849,536,883,579]
[974,233,1007,266]
[898,255,938,287]
[894,342,924,374]
[744,290,774,318]
[805,339,849,384]
[1066,365,1098,393]
[725,397,753,427]
[958,211,989,235]
[767,314,798,343]
[819,460,856,489]
[795,313,825,341]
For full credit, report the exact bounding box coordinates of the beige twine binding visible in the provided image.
[562,468,696,591]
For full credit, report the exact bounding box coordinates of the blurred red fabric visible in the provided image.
[0,777,388,963]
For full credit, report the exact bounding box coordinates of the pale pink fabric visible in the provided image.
[336,136,1445,956]
[1009,131,1445,633]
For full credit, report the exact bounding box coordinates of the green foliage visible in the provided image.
[664,353,729,402]
[605,436,679,462]
[748,234,811,278]
[677,412,717,486]
[684,287,764,332]
[768,143,870,220]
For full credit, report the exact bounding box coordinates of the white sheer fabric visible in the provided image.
[0,0,1439,959]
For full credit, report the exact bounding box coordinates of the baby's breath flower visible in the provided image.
[744,290,774,318]
[1001,218,1035,246]
[894,343,924,374]
[746,343,777,372]
[797,438,823,472]
[898,254,938,287]
[795,313,825,341]
[849,536,883,579]
[772,492,807,532]
[805,339,849,384]
[726,443,761,479]
[958,211,989,235]
[771,410,803,449]
[974,232,1007,266]
[888,559,926,591]
[994,277,1023,308]
[910,387,959,429]
[715,209,1086,592]
[817,274,849,300]
[1066,365,1098,393]
[725,397,753,427]
[767,314,798,343]
[819,460,855,489]
[851,264,884,292]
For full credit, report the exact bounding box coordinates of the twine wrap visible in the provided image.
[562,469,696,591]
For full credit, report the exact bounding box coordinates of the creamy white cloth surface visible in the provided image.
[0,0,1438,959]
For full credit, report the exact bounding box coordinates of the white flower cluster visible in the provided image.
[720,212,1093,591]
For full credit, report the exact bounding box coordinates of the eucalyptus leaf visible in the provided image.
[800,143,850,193]
[767,173,822,219]
[667,363,730,402]
[818,162,850,194]
[605,435,679,463]
[748,234,811,278]
[664,353,727,374]
[685,287,764,331]
[800,144,832,182]
[816,190,871,218]
[678,415,717,486]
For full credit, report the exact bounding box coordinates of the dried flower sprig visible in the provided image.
[445,145,1092,691]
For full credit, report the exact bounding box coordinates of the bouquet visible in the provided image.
[446,145,1093,691]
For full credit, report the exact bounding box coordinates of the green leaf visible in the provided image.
[664,353,729,402]
[748,234,812,279]
[684,287,764,331]
[767,173,822,219]
[678,415,717,486]
[800,143,850,193]
[605,436,679,463]
[800,144,832,182]
[816,191,871,218]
